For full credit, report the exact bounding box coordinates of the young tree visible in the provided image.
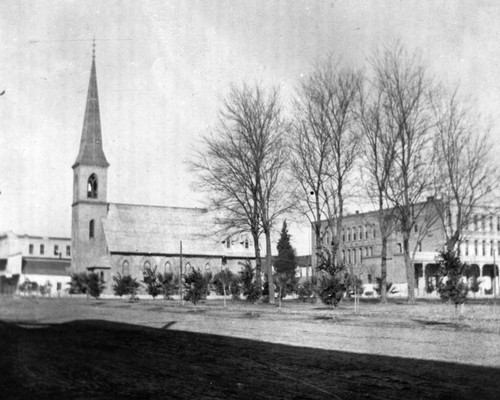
[317,273,346,309]
[158,272,177,300]
[213,268,235,307]
[239,261,261,303]
[112,273,140,298]
[183,268,211,307]
[142,266,162,299]
[273,272,296,308]
[274,220,298,297]
[68,272,89,295]
[372,44,435,303]
[86,272,105,299]
[436,250,469,323]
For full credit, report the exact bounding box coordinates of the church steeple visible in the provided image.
[72,42,109,169]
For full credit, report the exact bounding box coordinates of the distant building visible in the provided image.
[71,48,254,293]
[312,203,500,297]
[0,231,71,295]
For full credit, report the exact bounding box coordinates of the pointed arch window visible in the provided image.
[164,261,171,274]
[89,219,95,239]
[122,260,130,276]
[87,174,98,199]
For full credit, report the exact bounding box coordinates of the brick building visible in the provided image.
[312,204,500,297]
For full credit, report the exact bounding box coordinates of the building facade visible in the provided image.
[0,231,71,295]
[312,204,500,297]
[71,48,255,293]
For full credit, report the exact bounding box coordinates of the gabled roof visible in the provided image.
[102,203,253,258]
[22,258,70,276]
[73,51,109,169]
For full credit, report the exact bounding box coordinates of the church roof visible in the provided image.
[73,48,109,169]
[102,203,253,258]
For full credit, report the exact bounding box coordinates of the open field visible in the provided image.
[1,296,499,399]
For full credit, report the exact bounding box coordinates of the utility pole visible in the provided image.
[179,240,183,305]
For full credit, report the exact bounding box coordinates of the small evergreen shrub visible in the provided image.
[86,272,106,299]
[158,272,177,299]
[230,277,241,300]
[297,278,316,301]
[68,272,89,294]
[112,273,140,297]
[437,250,469,322]
[142,266,162,299]
[183,268,211,306]
[18,279,39,296]
[317,274,345,308]
[239,262,261,303]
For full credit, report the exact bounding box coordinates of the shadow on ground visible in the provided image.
[1,319,498,399]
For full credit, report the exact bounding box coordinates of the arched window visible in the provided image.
[226,237,231,249]
[89,219,95,239]
[185,262,191,272]
[87,174,98,199]
[122,260,130,276]
[164,261,171,274]
[143,260,151,271]
[205,263,211,271]
[244,239,249,249]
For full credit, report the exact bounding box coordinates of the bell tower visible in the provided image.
[71,42,110,273]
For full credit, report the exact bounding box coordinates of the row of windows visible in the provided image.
[321,225,377,246]
[463,240,500,257]
[342,247,374,264]
[28,243,71,257]
[471,214,500,232]
[223,237,250,249]
[342,225,377,243]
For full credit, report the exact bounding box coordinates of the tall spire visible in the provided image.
[73,41,109,168]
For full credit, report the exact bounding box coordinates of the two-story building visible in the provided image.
[0,231,71,295]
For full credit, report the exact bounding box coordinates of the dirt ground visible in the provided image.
[1,296,499,399]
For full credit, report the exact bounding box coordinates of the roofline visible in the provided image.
[110,202,209,212]
[72,200,109,207]
[2,233,71,241]
[110,251,254,260]
[72,161,110,169]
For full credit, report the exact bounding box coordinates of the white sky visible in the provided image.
[1,0,500,255]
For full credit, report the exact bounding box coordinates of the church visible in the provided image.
[71,48,255,292]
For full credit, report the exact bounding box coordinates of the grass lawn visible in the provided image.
[1,296,499,399]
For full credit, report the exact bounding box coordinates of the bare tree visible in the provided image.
[359,87,398,302]
[291,59,362,271]
[191,83,290,303]
[372,44,435,303]
[291,78,335,272]
[430,86,498,253]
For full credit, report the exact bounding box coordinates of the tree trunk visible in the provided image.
[265,230,275,304]
[403,233,415,303]
[222,281,227,308]
[252,230,262,290]
[315,221,322,274]
[380,235,388,303]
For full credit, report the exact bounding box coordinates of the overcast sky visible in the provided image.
[1,1,500,255]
